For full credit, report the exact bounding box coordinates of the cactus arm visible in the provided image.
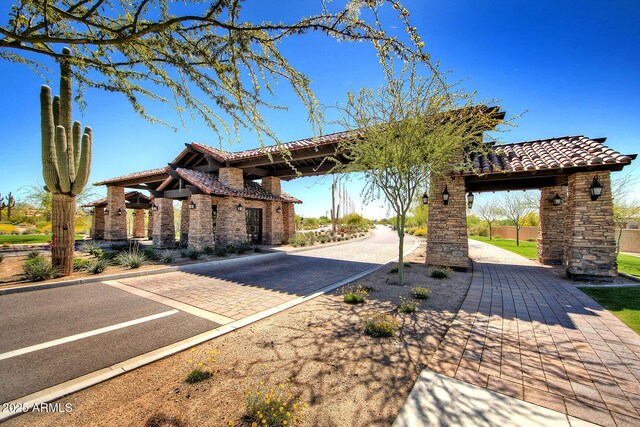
[72,121,81,174]
[41,86,60,193]
[54,125,71,193]
[53,96,60,128]
[60,48,74,175]
[71,128,92,196]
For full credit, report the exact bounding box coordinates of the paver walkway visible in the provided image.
[428,240,640,427]
[118,227,414,321]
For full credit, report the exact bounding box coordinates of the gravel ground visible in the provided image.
[6,244,471,427]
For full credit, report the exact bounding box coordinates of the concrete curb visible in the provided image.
[619,272,640,283]
[275,232,373,255]
[0,235,420,422]
[0,252,286,295]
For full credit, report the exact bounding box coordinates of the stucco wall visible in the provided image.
[617,229,640,253]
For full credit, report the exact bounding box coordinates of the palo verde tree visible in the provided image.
[1,0,432,144]
[41,48,92,276]
[333,62,502,285]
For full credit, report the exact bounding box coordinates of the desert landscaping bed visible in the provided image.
[6,247,471,427]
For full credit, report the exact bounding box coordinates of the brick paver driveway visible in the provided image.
[429,239,640,426]
[117,226,413,321]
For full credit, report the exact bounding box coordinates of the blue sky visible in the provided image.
[1,1,638,219]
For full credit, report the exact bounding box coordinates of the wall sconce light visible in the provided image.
[422,192,429,205]
[467,191,474,209]
[237,203,244,212]
[104,208,110,215]
[189,201,196,210]
[276,206,282,213]
[552,193,562,206]
[151,204,158,212]
[442,186,450,205]
[590,176,603,201]
[117,208,123,216]
[132,211,136,216]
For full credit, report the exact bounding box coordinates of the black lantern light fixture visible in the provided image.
[590,176,603,201]
[237,203,244,212]
[104,207,110,215]
[276,206,282,213]
[442,186,450,205]
[467,191,474,209]
[117,208,123,216]
[151,203,158,212]
[552,193,562,206]
[189,201,196,210]
[422,192,429,205]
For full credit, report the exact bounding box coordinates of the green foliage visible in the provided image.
[185,368,211,384]
[235,241,253,254]
[398,296,419,314]
[86,258,108,274]
[411,287,431,299]
[581,287,640,334]
[342,284,369,304]
[79,241,103,257]
[183,248,201,260]
[23,255,57,281]
[160,250,175,263]
[73,257,91,271]
[141,248,160,261]
[245,382,304,427]
[363,312,399,338]
[115,250,146,269]
[26,250,41,260]
[109,242,130,252]
[202,246,215,255]
[430,268,449,279]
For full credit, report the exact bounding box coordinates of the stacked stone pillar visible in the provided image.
[537,186,567,265]
[147,210,153,239]
[262,177,284,244]
[564,171,617,278]
[282,203,295,243]
[187,194,214,249]
[104,186,127,240]
[426,175,469,270]
[180,200,190,246]
[132,209,146,238]
[91,207,105,240]
[151,198,176,248]
[217,167,247,243]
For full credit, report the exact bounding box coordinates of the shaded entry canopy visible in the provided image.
[82,191,151,209]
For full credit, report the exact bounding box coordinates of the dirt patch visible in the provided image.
[6,247,471,427]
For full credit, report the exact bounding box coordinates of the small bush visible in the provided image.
[26,250,41,260]
[141,248,160,261]
[115,250,147,269]
[86,258,108,274]
[79,241,103,257]
[23,256,57,281]
[412,227,427,237]
[288,232,308,247]
[182,248,201,260]
[185,368,211,384]
[341,284,369,304]
[214,246,228,257]
[398,297,418,314]
[73,257,91,271]
[203,246,215,255]
[0,224,19,235]
[363,312,399,338]
[160,250,175,263]
[245,382,304,427]
[411,287,431,299]
[430,268,449,279]
[185,348,216,383]
[99,251,118,261]
[145,413,185,427]
[109,242,130,252]
[235,241,253,254]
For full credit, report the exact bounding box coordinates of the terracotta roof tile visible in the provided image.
[175,168,301,203]
[466,136,632,176]
[82,191,151,207]
[93,167,169,186]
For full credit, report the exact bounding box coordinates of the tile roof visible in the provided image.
[93,167,169,186]
[82,191,151,207]
[466,136,633,176]
[190,130,352,163]
[174,168,302,203]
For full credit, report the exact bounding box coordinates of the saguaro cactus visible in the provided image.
[0,194,6,222]
[41,48,92,276]
[5,192,15,219]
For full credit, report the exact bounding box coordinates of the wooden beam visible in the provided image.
[163,188,194,199]
[125,202,152,209]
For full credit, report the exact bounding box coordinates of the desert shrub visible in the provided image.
[141,248,160,261]
[467,223,488,237]
[412,227,427,237]
[363,312,399,338]
[0,224,19,235]
[145,413,185,427]
[160,250,175,263]
[73,257,91,271]
[26,250,41,260]
[214,246,228,257]
[115,249,146,269]
[411,287,431,299]
[398,296,418,314]
[430,268,449,279]
[109,242,130,252]
[288,232,308,247]
[341,284,369,304]
[21,226,38,235]
[86,258,108,274]
[99,251,118,261]
[37,223,52,234]
[185,368,211,384]
[23,256,57,281]
[79,241,103,257]
[235,241,253,254]
[203,245,215,255]
[245,382,304,427]
[185,348,216,384]
[182,248,201,260]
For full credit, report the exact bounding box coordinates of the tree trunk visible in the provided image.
[616,228,623,256]
[516,226,520,246]
[397,216,405,286]
[489,222,492,240]
[51,193,76,276]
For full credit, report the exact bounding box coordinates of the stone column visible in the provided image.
[564,171,617,279]
[180,200,190,246]
[219,167,244,190]
[264,201,284,244]
[216,196,247,244]
[132,209,146,238]
[261,176,281,195]
[91,207,105,240]
[426,175,469,270]
[104,186,127,240]
[147,209,153,239]
[282,202,295,242]
[187,194,214,249]
[537,186,567,265]
[152,198,176,248]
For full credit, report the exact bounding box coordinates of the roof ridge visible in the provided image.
[494,135,585,147]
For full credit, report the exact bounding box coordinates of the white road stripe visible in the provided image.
[0,309,179,361]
